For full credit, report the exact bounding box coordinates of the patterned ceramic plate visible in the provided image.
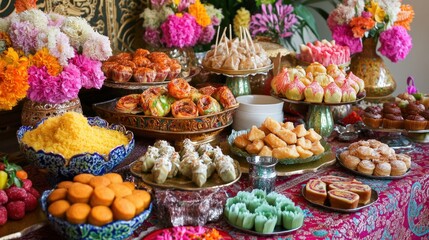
[225,218,302,236]
[336,148,411,180]
[301,185,379,213]
[129,160,241,191]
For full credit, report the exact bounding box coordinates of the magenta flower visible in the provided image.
[144,27,161,46]
[250,0,297,39]
[198,25,215,45]
[160,13,200,48]
[27,66,60,103]
[378,26,412,63]
[69,53,105,89]
[56,64,82,103]
[332,25,362,55]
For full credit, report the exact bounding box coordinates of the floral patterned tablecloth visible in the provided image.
[16,139,429,240]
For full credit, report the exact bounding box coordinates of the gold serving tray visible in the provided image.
[129,160,241,191]
[92,99,238,142]
[202,63,273,77]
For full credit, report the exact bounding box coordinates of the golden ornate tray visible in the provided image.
[202,63,273,77]
[103,67,200,90]
[129,160,241,191]
[92,99,238,142]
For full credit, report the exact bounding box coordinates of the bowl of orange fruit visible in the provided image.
[40,173,152,240]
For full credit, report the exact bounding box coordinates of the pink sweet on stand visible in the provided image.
[304,81,324,103]
[285,76,306,101]
[324,82,343,104]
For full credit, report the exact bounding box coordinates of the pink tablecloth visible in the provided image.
[17,140,429,240]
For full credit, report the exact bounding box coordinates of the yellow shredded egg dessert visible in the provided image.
[21,112,129,161]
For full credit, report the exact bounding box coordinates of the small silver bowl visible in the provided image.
[334,122,365,142]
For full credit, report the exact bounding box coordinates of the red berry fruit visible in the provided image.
[5,186,27,201]
[22,179,32,192]
[23,193,38,212]
[0,206,7,225]
[0,163,5,171]
[6,201,25,220]
[0,190,8,205]
[28,187,40,199]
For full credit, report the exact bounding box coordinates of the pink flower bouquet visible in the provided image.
[328,0,414,63]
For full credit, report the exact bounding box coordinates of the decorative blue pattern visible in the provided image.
[408,182,429,237]
[17,117,134,181]
[41,190,152,240]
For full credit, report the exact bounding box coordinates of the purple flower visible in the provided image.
[198,25,215,45]
[160,13,200,48]
[150,0,170,10]
[332,25,362,54]
[69,53,105,89]
[144,27,161,46]
[378,26,412,63]
[211,16,220,26]
[249,0,297,39]
[9,21,39,54]
[178,0,195,12]
[361,11,372,19]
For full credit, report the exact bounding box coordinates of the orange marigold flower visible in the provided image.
[395,5,414,31]
[30,48,62,76]
[0,53,29,110]
[14,0,37,13]
[188,0,211,28]
[350,16,376,38]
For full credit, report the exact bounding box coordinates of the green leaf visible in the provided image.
[294,5,319,39]
[310,6,330,20]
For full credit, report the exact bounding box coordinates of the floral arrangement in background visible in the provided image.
[249,0,298,42]
[328,0,414,63]
[0,0,112,110]
[141,0,224,49]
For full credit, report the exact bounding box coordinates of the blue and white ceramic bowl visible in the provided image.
[41,190,152,240]
[17,116,135,180]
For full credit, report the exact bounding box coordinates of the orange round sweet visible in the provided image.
[90,186,115,207]
[66,203,91,224]
[89,176,111,188]
[132,190,151,210]
[111,198,136,221]
[73,173,95,184]
[48,188,68,203]
[124,194,145,214]
[88,206,113,226]
[122,181,135,191]
[104,173,123,184]
[67,182,93,204]
[48,200,70,219]
[57,181,74,189]
[108,183,132,198]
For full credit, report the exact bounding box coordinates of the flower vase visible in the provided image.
[349,37,396,99]
[21,98,83,126]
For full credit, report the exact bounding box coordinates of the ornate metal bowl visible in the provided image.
[93,99,238,142]
[17,116,135,180]
[41,190,152,240]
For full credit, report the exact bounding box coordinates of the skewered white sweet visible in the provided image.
[139,146,160,172]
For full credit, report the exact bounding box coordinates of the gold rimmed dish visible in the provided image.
[203,63,273,77]
[129,160,241,191]
[301,185,378,213]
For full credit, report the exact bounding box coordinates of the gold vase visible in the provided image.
[349,37,396,99]
[21,98,83,126]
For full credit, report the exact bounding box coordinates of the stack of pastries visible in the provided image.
[137,139,237,187]
[271,62,365,103]
[233,117,325,160]
[102,48,182,83]
[338,140,411,177]
[115,80,237,117]
[305,175,371,209]
[298,39,351,67]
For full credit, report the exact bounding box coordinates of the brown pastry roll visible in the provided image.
[115,94,142,114]
[171,98,198,118]
[140,86,168,115]
[167,78,192,99]
[328,190,359,209]
[305,179,327,205]
[341,154,361,170]
[328,182,371,204]
[319,175,354,187]
[212,86,237,109]
[196,95,221,116]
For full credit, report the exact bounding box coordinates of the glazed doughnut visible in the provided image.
[167,78,192,99]
[196,95,221,116]
[212,86,237,109]
[171,98,198,118]
[115,94,142,114]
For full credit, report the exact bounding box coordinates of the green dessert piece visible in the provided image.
[282,206,304,230]
[228,202,248,225]
[255,212,277,234]
[247,197,267,213]
[251,189,267,200]
[238,212,256,229]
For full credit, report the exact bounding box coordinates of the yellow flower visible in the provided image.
[176,13,183,18]
[233,8,251,37]
[30,48,62,76]
[188,0,211,28]
[366,0,386,23]
[172,0,180,6]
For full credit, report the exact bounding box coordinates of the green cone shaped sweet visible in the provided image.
[240,212,256,229]
[282,206,304,230]
[251,189,267,200]
[255,212,277,234]
[248,198,267,213]
[228,202,247,225]
[266,192,284,205]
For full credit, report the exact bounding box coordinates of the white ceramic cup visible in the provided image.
[233,95,284,130]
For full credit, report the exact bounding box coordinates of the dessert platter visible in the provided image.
[93,80,238,143]
[129,139,241,191]
[227,117,336,176]
[296,39,351,69]
[224,190,304,236]
[336,140,411,179]
[302,175,379,213]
